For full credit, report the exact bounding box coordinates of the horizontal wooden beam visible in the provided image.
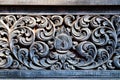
[0,0,120,5]
[0,70,119,78]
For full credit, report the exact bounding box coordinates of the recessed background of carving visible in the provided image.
[0,15,120,70]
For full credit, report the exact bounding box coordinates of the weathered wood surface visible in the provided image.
[0,70,119,78]
[0,0,120,5]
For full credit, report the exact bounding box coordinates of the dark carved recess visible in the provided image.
[0,14,120,70]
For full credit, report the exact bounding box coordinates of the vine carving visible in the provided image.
[0,15,119,70]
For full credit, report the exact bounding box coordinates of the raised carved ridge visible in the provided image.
[0,15,120,70]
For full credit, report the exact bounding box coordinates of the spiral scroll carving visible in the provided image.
[0,15,119,70]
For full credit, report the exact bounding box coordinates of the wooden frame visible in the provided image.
[0,0,120,5]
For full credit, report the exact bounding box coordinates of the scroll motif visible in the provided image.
[0,15,119,70]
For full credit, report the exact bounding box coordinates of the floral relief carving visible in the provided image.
[0,14,119,70]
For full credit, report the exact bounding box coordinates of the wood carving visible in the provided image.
[0,15,120,70]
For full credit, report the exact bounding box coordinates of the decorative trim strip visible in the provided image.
[0,70,119,78]
[0,14,120,70]
[0,0,120,5]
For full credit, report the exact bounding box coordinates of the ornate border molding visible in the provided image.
[0,4,119,78]
[0,14,120,70]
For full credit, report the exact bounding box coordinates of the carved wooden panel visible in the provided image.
[0,5,120,79]
[0,14,120,70]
